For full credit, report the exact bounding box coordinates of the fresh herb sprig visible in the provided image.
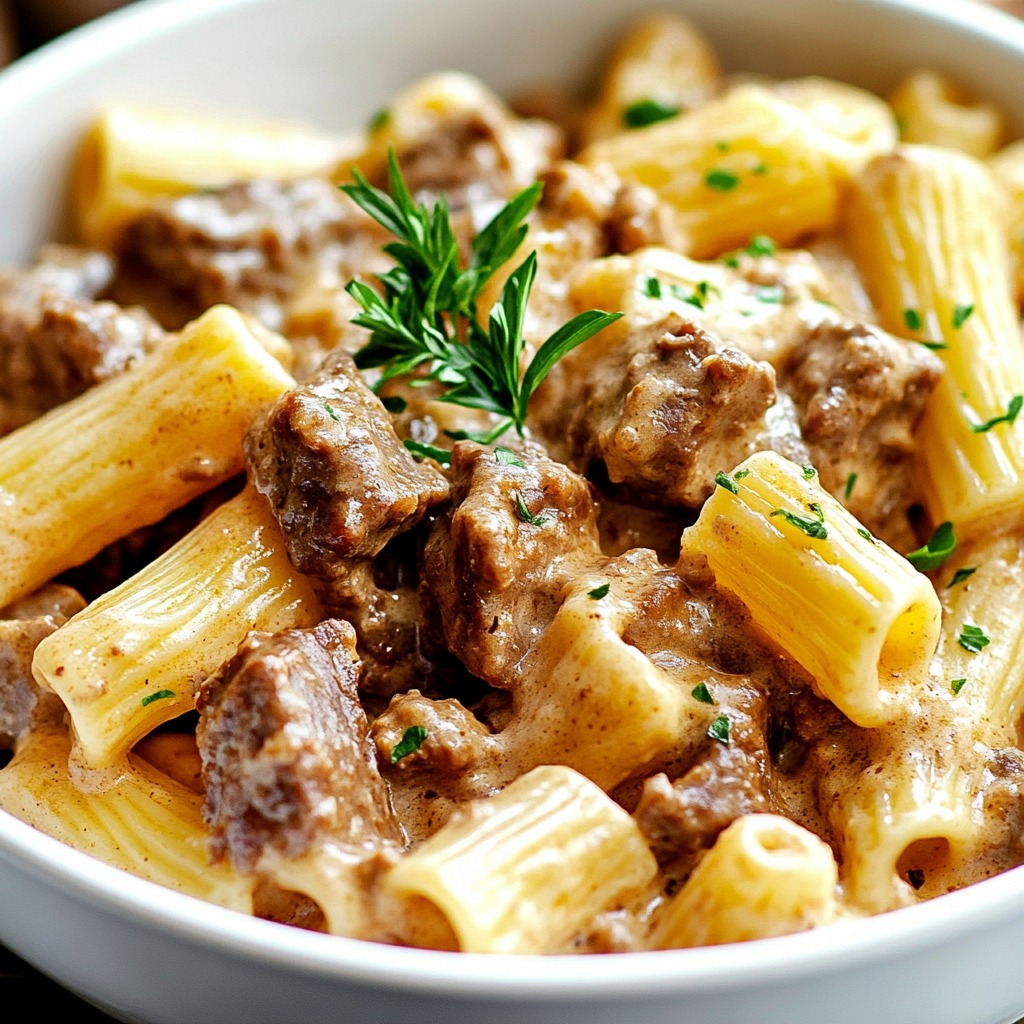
[342,151,622,441]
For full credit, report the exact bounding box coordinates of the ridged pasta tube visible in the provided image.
[680,451,941,727]
[0,304,295,610]
[0,725,254,912]
[73,104,357,245]
[32,485,324,769]
[845,144,1024,531]
[652,814,839,948]
[383,765,658,954]
[989,139,1024,307]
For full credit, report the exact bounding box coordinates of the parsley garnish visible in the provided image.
[844,472,858,499]
[390,725,427,763]
[745,234,776,257]
[801,465,817,479]
[906,521,956,572]
[707,715,731,744]
[903,308,923,332]
[587,582,611,600]
[495,446,526,468]
[513,490,549,526]
[705,168,740,192]
[957,623,990,654]
[366,108,391,132]
[141,689,175,708]
[948,566,976,588]
[675,280,716,309]
[403,440,452,467]
[324,402,340,422]
[971,394,1023,433]
[692,682,715,704]
[622,97,681,128]
[734,468,751,481]
[950,677,967,695]
[342,151,622,440]
[916,340,948,351]
[714,470,739,494]
[857,527,877,545]
[643,276,662,299]
[951,304,975,329]
[770,502,827,539]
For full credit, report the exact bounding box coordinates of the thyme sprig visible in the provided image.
[342,151,622,441]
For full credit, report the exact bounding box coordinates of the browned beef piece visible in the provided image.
[117,178,391,332]
[560,314,808,510]
[0,583,86,748]
[422,440,602,686]
[783,320,942,550]
[196,619,402,871]
[0,244,163,434]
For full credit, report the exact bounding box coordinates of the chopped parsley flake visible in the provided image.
[951,303,975,329]
[643,276,663,299]
[745,234,776,257]
[844,472,858,499]
[390,725,427,763]
[707,714,731,744]
[802,465,817,479]
[906,521,956,572]
[948,566,977,589]
[513,490,549,526]
[366,107,391,132]
[917,339,948,351]
[971,394,1023,433]
[957,623,991,654]
[950,677,968,695]
[903,308,923,332]
[692,682,715,704]
[715,470,739,494]
[141,689,175,708]
[770,502,827,539]
[676,280,716,309]
[857,527,877,544]
[324,402,340,422]
[380,395,407,413]
[622,97,681,128]
[495,446,526,468]
[734,468,751,480]
[705,168,740,192]
[587,582,611,600]
[404,440,452,467]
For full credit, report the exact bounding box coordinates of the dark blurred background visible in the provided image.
[1,0,134,64]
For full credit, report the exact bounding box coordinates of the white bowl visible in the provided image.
[2,1,1024,1022]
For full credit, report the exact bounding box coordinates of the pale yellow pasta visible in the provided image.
[74,104,358,245]
[888,69,1004,158]
[383,765,658,954]
[652,814,839,948]
[577,12,723,147]
[31,484,324,769]
[579,82,891,258]
[989,139,1024,306]
[845,144,1024,531]
[496,584,707,790]
[0,304,295,611]
[0,724,254,912]
[680,451,941,727]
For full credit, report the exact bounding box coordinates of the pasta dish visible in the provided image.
[2,11,1024,955]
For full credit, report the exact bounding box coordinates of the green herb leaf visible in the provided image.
[707,714,731,744]
[734,468,751,480]
[324,402,340,422]
[745,234,776,257]
[513,490,549,527]
[141,689,175,708]
[643,276,662,299]
[971,394,1023,433]
[951,303,975,329]
[587,582,611,600]
[957,623,990,654]
[950,677,967,695]
[705,168,740,192]
[622,97,682,128]
[495,446,526,468]
[366,107,391,132]
[857,527,877,544]
[844,472,858,499]
[906,521,956,572]
[390,725,428,763]
[770,503,828,539]
[903,308,923,332]
[802,465,817,479]
[692,682,715,704]
[916,339,948,351]
[404,439,452,467]
[948,566,976,589]
[715,470,739,494]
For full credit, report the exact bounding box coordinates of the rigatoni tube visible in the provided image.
[680,451,941,727]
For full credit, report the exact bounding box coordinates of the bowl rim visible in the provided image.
[2,0,1024,1003]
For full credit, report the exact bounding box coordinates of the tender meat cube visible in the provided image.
[196,619,402,871]
[783,320,942,549]
[422,440,602,685]
[562,314,808,510]
[246,350,449,567]
[0,244,164,434]
[117,178,391,332]
[632,682,771,876]
[0,583,86,748]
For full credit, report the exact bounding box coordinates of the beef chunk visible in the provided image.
[197,619,402,871]
[0,583,86,748]
[561,314,808,510]
[0,244,164,434]
[783,320,942,549]
[422,440,602,686]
